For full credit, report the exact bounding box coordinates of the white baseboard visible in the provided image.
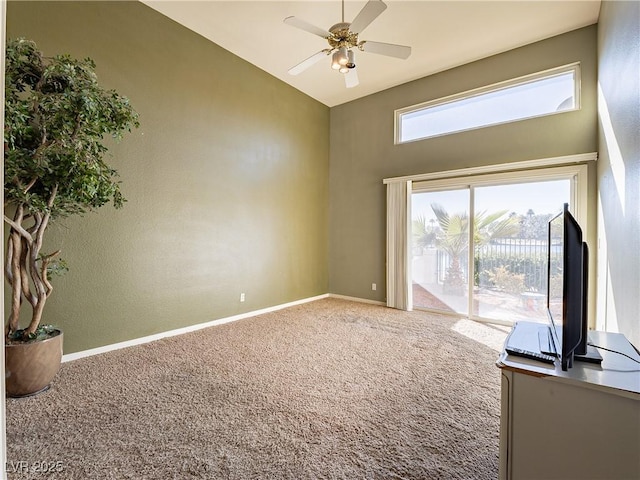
[62,293,330,363]
[328,293,386,306]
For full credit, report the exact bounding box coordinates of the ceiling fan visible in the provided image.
[284,0,411,88]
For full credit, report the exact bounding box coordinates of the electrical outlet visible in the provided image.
[240,293,245,302]
[372,283,377,291]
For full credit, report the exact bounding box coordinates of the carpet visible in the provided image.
[6,298,506,479]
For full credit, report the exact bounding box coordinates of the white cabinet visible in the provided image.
[497,328,640,480]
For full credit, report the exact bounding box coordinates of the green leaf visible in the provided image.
[4,37,139,219]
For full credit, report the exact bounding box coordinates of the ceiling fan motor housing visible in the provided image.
[328,22,359,49]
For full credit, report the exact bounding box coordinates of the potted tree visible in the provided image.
[4,38,139,397]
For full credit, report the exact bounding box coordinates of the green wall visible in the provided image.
[6,1,330,353]
[6,2,609,353]
[329,26,598,302]
[597,1,640,347]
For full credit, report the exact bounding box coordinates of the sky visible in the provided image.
[401,70,575,142]
[413,179,570,221]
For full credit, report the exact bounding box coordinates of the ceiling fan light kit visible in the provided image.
[346,50,356,69]
[331,46,349,70]
[284,0,411,88]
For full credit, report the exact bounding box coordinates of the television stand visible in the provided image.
[574,342,603,364]
[497,325,640,480]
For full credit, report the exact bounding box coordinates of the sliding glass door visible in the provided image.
[412,188,470,316]
[411,167,581,325]
[472,180,570,323]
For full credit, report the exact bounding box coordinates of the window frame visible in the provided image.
[409,163,589,324]
[394,62,582,144]
[385,153,596,325]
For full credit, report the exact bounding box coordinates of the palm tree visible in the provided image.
[412,214,438,252]
[431,203,519,290]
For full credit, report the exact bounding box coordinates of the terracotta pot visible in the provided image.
[5,330,63,398]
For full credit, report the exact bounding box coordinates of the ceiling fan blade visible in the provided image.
[284,16,330,38]
[360,41,411,59]
[349,0,387,34]
[344,68,359,89]
[288,50,331,76]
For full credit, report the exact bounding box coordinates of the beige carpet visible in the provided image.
[6,298,506,479]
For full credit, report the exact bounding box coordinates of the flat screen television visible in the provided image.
[547,203,588,371]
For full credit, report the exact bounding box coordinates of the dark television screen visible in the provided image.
[547,203,584,371]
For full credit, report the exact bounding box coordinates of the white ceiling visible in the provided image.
[142,1,601,107]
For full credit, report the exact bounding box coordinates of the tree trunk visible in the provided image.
[3,202,58,339]
[7,230,23,334]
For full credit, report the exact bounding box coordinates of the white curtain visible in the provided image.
[386,180,412,311]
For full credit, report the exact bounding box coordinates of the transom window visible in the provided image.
[395,63,581,144]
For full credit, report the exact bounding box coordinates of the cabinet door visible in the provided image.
[508,372,640,479]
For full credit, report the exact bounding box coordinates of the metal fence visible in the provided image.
[476,238,551,293]
[433,238,554,293]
